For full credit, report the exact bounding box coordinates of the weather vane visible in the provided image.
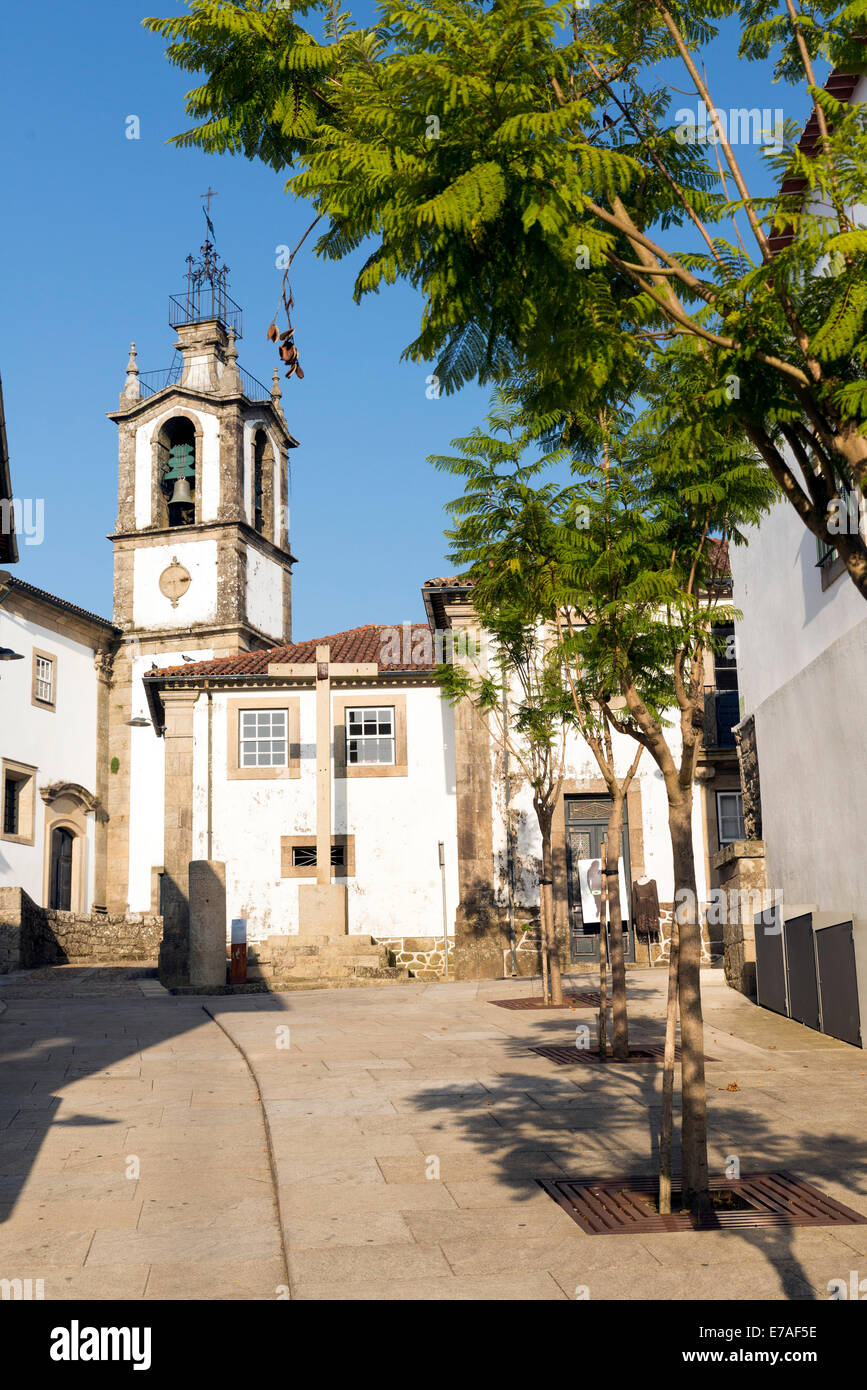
[201,187,218,245]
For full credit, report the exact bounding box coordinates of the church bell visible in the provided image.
[168,476,194,507]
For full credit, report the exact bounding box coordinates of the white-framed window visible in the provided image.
[717,790,745,847]
[35,656,53,703]
[239,708,288,768]
[32,651,56,707]
[346,706,395,766]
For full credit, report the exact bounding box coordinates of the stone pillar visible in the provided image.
[158,690,199,987]
[452,692,504,979]
[92,645,115,912]
[189,860,228,988]
[104,632,134,913]
[298,883,348,936]
[711,840,768,998]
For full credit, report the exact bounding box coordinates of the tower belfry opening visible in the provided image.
[160,423,196,528]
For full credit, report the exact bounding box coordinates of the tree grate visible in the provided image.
[537,1171,867,1234]
[528,1043,717,1065]
[489,992,601,1010]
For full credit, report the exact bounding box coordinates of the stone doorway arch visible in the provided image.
[40,782,105,913]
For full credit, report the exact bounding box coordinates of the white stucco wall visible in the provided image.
[132,539,218,630]
[0,603,100,907]
[731,502,866,714]
[245,548,284,640]
[194,685,459,942]
[753,616,867,921]
[731,431,867,923]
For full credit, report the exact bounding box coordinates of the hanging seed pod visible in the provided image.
[267,322,279,342]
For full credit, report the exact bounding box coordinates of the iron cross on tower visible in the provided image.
[201,187,218,215]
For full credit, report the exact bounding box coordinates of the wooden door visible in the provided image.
[565,797,634,963]
[50,827,74,911]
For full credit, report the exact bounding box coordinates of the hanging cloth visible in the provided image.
[632,878,660,938]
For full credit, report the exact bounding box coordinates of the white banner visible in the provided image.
[576,858,629,925]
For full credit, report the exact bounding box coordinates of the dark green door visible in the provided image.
[565,796,634,963]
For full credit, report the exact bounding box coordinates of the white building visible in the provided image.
[0,574,116,914]
[0,240,739,983]
[730,63,867,935]
[731,500,867,924]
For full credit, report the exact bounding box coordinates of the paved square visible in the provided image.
[1,966,865,1300]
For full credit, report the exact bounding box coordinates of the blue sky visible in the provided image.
[0,1,819,639]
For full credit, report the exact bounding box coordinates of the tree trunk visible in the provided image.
[658,910,679,1214]
[669,793,711,1218]
[539,809,563,1005]
[604,796,629,1060]
[598,838,608,1057]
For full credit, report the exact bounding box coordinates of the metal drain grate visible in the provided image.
[529,1043,717,1065]
[490,992,601,1010]
[538,1172,867,1234]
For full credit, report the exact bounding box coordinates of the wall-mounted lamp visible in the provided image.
[0,646,24,678]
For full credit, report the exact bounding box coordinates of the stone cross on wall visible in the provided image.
[269,644,377,931]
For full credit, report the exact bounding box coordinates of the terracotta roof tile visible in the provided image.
[769,68,862,254]
[148,623,437,679]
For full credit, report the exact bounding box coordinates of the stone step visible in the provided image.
[265,934,380,953]
[264,974,419,991]
[354,965,411,980]
[251,931,413,989]
[271,956,397,981]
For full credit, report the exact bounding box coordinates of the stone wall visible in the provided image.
[0,888,44,973]
[0,887,162,972]
[735,715,762,840]
[710,840,768,997]
[452,902,719,979]
[376,936,455,980]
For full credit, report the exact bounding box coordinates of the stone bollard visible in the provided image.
[188,860,228,989]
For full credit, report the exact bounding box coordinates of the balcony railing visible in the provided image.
[138,363,270,402]
[169,289,243,340]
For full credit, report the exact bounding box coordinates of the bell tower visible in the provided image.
[104,228,298,912]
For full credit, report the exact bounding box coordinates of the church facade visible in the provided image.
[1,242,741,983]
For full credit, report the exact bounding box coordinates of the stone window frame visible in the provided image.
[151,411,204,531]
[251,427,276,543]
[41,791,89,915]
[332,692,408,778]
[226,695,301,780]
[31,648,57,711]
[280,833,356,879]
[551,778,646,944]
[716,789,746,847]
[1,758,37,846]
